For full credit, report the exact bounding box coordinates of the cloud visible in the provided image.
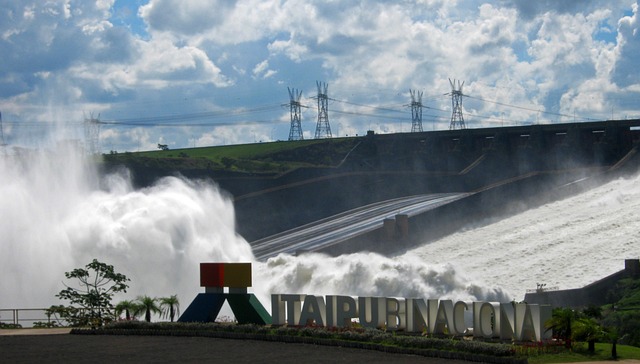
[2,0,640,150]
[0,1,231,130]
[139,0,236,36]
[252,59,277,79]
[139,0,285,45]
[133,36,231,87]
[503,0,625,20]
[0,0,136,112]
[613,3,640,87]
[268,38,309,63]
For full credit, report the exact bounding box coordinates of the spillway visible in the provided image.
[252,192,471,260]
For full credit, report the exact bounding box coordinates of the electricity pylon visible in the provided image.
[409,89,424,132]
[84,112,101,155]
[447,79,466,130]
[287,87,304,141]
[314,81,332,139]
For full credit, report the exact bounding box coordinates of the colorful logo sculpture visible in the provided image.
[178,262,551,342]
[178,263,271,325]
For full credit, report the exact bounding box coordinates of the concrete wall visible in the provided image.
[524,259,640,308]
[113,119,640,242]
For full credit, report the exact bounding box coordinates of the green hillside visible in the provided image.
[104,137,360,174]
[601,278,640,347]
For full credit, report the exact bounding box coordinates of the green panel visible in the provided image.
[227,294,272,325]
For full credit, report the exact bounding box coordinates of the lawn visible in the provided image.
[135,139,327,160]
[527,342,640,363]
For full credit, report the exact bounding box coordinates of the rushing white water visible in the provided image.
[409,172,640,301]
[0,146,253,309]
[255,252,510,306]
[2,143,638,317]
[253,172,640,305]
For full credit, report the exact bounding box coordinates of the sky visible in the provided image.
[1,0,639,152]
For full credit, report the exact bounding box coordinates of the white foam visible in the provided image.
[0,147,253,309]
[253,251,509,306]
[409,173,640,300]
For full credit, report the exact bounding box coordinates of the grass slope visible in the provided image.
[106,138,361,174]
[527,342,640,363]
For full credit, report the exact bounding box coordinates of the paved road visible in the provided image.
[252,193,470,260]
[0,331,467,364]
[2,330,637,364]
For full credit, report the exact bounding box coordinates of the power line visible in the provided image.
[99,119,288,127]
[328,97,405,114]
[101,104,282,125]
[0,86,614,136]
[330,109,409,121]
[465,95,599,121]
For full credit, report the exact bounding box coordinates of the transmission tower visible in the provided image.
[0,111,5,147]
[409,89,424,132]
[287,87,304,141]
[84,112,101,155]
[313,81,332,139]
[447,78,466,130]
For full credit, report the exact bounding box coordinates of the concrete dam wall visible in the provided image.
[523,259,640,308]
[234,119,640,247]
[109,119,640,250]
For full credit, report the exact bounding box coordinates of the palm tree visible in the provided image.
[134,296,161,322]
[114,300,138,321]
[545,307,577,349]
[608,327,619,360]
[573,317,605,353]
[159,295,180,322]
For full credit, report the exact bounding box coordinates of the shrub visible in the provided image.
[77,322,524,361]
[0,322,22,329]
[33,321,59,328]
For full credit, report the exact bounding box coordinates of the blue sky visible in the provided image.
[1,0,639,152]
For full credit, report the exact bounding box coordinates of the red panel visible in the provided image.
[200,263,224,287]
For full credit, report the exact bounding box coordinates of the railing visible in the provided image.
[525,286,560,294]
[0,308,66,328]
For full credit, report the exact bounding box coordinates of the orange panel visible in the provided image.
[223,263,252,288]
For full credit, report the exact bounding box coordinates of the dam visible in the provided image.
[109,118,640,256]
[233,119,640,255]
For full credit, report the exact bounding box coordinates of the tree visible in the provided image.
[608,327,619,360]
[573,317,606,353]
[45,305,78,327]
[582,305,603,320]
[134,295,161,322]
[159,295,180,322]
[545,307,578,349]
[115,300,139,321]
[56,259,130,327]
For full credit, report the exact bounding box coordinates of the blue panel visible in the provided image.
[178,293,226,322]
